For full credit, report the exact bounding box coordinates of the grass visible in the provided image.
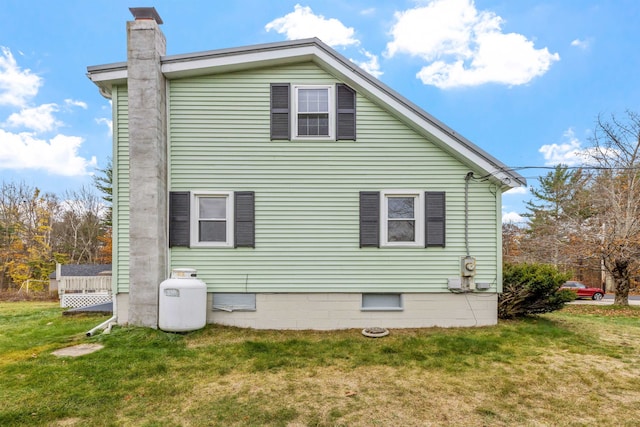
[1,303,640,426]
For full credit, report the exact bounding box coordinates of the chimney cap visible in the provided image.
[129,7,163,24]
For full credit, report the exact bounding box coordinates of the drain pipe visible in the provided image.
[86,316,116,337]
[86,295,118,337]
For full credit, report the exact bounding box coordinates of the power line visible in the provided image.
[506,165,640,172]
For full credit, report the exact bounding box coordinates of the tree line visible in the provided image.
[0,162,112,290]
[504,111,640,305]
[2,112,639,305]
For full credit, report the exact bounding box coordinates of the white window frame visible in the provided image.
[190,191,234,248]
[380,190,424,248]
[292,84,335,140]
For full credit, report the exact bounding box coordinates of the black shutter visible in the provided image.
[425,192,446,247]
[270,83,290,140]
[169,191,190,247]
[336,83,356,140]
[235,191,255,248]
[359,191,379,247]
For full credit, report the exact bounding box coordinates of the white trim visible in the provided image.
[292,84,335,140]
[380,190,424,248]
[190,191,234,248]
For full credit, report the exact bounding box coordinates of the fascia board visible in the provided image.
[161,44,318,78]
[86,62,127,98]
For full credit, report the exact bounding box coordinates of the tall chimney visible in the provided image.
[126,7,167,328]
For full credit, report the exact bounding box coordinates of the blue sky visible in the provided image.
[1,0,638,222]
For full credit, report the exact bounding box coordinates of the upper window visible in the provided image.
[190,191,234,248]
[270,83,355,141]
[380,190,424,248]
[293,85,334,139]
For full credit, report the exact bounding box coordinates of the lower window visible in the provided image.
[381,190,424,247]
[191,192,234,247]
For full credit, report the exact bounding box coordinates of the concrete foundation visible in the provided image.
[116,292,497,330]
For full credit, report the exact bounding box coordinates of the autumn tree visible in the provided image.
[585,111,640,305]
[0,182,59,289]
[502,222,525,264]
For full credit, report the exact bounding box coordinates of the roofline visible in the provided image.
[87,38,525,189]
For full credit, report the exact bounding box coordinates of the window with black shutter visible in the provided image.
[271,82,356,141]
[168,191,256,249]
[359,190,446,248]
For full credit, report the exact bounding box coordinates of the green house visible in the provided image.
[87,8,525,330]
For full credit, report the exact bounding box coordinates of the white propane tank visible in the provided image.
[158,268,207,332]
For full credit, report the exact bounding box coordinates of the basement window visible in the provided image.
[361,293,403,311]
[213,293,256,312]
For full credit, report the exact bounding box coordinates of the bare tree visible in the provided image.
[53,186,107,264]
[92,158,112,227]
[587,111,640,305]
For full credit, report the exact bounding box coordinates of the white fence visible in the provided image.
[59,276,112,308]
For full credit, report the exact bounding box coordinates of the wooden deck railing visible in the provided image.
[59,276,112,294]
[58,276,113,308]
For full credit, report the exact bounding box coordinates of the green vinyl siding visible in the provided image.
[160,62,499,293]
[113,86,130,293]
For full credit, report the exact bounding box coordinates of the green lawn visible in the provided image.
[1,302,639,426]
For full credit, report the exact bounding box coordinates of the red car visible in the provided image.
[560,281,605,300]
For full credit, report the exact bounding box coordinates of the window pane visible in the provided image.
[199,220,226,242]
[388,220,415,241]
[298,114,329,136]
[298,89,328,113]
[388,197,414,219]
[199,197,226,218]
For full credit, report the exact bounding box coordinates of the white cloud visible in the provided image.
[95,117,113,135]
[504,186,528,195]
[539,128,587,166]
[353,50,383,78]
[5,103,62,132]
[571,38,590,50]
[64,99,88,109]
[0,46,42,107]
[265,4,359,48]
[0,129,97,176]
[502,211,526,224]
[386,0,559,88]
